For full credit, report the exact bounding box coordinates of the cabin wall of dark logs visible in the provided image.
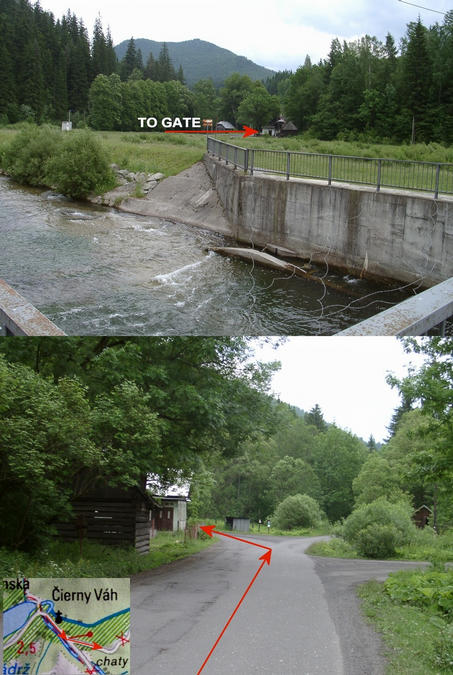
[56,485,154,554]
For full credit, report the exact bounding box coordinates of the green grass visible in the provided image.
[0,531,213,582]
[221,134,453,195]
[306,528,453,562]
[359,579,453,673]
[2,125,453,191]
[197,518,332,538]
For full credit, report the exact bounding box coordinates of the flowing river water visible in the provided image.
[0,176,417,335]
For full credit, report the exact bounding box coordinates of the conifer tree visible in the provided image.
[401,18,433,141]
[144,51,156,80]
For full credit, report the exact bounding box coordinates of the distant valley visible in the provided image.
[114,38,275,87]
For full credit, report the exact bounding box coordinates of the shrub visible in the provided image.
[45,130,115,199]
[355,523,402,559]
[273,493,323,530]
[3,124,61,185]
[343,497,416,558]
[384,569,453,619]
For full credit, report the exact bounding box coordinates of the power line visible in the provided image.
[398,0,448,14]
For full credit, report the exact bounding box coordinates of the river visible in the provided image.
[0,176,416,335]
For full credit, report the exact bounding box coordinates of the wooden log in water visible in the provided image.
[207,247,364,297]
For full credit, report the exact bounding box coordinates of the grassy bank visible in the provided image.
[306,528,453,563]
[0,531,213,581]
[1,125,452,183]
[359,578,453,673]
[199,518,331,538]
[0,125,206,179]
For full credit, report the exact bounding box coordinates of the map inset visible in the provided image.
[3,578,130,675]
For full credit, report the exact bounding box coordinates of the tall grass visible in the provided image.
[0,532,213,581]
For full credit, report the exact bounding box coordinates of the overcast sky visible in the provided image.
[40,0,451,72]
[252,337,427,444]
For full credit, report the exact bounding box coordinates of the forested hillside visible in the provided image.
[1,0,453,143]
[279,13,453,144]
[114,38,275,87]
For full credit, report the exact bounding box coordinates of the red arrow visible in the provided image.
[69,632,94,639]
[197,549,272,674]
[68,638,103,650]
[200,525,272,553]
[165,125,258,138]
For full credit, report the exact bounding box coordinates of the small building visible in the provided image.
[225,516,250,532]
[413,505,432,528]
[261,125,276,136]
[279,120,298,137]
[154,494,188,532]
[57,481,158,554]
[216,120,236,131]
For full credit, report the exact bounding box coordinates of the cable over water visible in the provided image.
[0,177,416,335]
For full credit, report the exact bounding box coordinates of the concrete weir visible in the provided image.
[203,154,453,288]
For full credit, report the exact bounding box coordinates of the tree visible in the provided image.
[343,497,416,558]
[313,425,367,521]
[88,73,122,130]
[120,37,142,81]
[236,83,280,130]
[0,338,280,550]
[192,79,219,120]
[352,454,404,505]
[219,73,253,126]
[387,338,453,530]
[0,356,99,550]
[270,456,321,504]
[273,494,323,530]
[400,18,433,141]
[387,338,453,483]
[284,62,325,132]
[144,51,156,80]
[367,435,377,452]
[155,43,177,82]
[305,404,327,431]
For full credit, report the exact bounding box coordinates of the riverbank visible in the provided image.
[90,160,234,237]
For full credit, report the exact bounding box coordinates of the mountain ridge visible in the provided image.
[114,38,275,87]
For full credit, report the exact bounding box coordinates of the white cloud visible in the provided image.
[253,336,426,443]
[40,0,451,74]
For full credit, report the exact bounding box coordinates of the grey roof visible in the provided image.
[217,120,235,129]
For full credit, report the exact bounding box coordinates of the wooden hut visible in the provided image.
[216,120,236,131]
[57,482,159,554]
[279,121,298,137]
[412,505,432,528]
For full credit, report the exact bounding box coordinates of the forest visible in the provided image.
[1,0,453,143]
[1,337,451,558]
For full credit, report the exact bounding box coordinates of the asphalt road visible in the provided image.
[131,535,428,675]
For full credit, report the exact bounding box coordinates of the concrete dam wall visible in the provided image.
[204,154,453,287]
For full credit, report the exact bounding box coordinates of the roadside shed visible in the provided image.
[412,504,432,528]
[57,482,158,554]
[225,516,250,532]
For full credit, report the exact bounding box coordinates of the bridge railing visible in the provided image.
[0,279,65,336]
[337,277,453,336]
[207,137,453,198]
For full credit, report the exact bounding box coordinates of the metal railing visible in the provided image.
[0,278,65,336]
[337,277,453,336]
[207,137,453,199]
